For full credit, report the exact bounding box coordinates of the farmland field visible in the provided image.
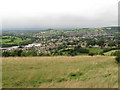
[2,36,24,44]
[86,47,103,54]
[1,35,32,47]
[2,56,118,88]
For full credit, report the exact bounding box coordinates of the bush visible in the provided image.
[111,51,120,56]
[21,51,27,56]
[115,51,120,63]
[27,50,37,56]
[88,53,94,56]
[116,56,120,63]
[11,50,23,56]
[2,51,11,57]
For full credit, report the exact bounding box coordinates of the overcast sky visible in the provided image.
[1,0,119,30]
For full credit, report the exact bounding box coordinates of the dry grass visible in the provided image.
[2,56,118,88]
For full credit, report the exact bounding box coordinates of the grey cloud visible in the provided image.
[2,9,117,30]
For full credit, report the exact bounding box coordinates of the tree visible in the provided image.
[96,40,105,48]
[27,50,37,56]
[108,41,116,47]
[87,40,96,46]
[12,50,23,56]
[2,51,10,57]
[21,51,27,56]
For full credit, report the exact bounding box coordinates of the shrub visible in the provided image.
[2,51,10,57]
[88,53,94,56]
[115,51,120,63]
[112,51,120,56]
[116,56,120,63]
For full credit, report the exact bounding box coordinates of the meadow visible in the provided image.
[2,56,118,88]
[1,35,32,47]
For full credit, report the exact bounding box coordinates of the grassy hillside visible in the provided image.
[104,50,119,56]
[2,56,118,88]
[39,26,119,35]
[39,28,106,35]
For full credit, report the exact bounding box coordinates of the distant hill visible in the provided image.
[3,26,119,37]
[102,26,119,34]
[35,26,118,37]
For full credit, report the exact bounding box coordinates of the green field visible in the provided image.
[2,36,31,44]
[1,36,31,47]
[2,56,118,88]
[87,48,103,54]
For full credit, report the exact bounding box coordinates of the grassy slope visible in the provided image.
[2,56,118,88]
[104,50,119,56]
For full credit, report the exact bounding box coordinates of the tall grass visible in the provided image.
[2,56,118,88]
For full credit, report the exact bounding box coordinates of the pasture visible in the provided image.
[1,35,31,47]
[2,56,118,88]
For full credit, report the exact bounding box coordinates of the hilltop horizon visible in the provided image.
[2,25,118,31]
